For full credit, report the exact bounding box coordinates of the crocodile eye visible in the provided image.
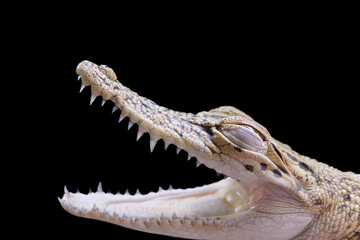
[220,124,268,154]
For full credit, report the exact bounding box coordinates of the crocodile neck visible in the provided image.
[60,60,360,239]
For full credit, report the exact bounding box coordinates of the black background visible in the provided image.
[24,10,359,239]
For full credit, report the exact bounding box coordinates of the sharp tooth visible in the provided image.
[79,84,85,93]
[77,75,81,81]
[187,155,192,161]
[102,208,109,215]
[118,114,125,123]
[92,204,99,211]
[172,212,178,219]
[158,186,164,192]
[176,147,181,154]
[97,182,103,192]
[64,185,69,194]
[69,203,76,211]
[112,106,118,113]
[150,139,157,152]
[90,94,97,105]
[136,130,144,141]
[128,121,134,130]
[164,142,169,150]
[196,161,201,168]
[113,211,118,217]
[101,99,106,106]
[122,213,128,219]
[160,213,166,220]
[135,189,141,195]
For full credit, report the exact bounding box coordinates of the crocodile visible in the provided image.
[60,60,360,239]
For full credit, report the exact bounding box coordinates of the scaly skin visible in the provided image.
[60,60,360,239]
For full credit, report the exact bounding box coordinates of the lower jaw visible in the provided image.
[60,177,251,220]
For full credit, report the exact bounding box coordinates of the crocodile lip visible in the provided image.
[60,176,251,220]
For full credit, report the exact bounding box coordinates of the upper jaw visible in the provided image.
[74,60,299,195]
[75,60,300,194]
[76,60,216,161]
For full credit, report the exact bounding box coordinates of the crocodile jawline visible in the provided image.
[60,60,360,240]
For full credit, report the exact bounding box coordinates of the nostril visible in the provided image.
[99,64,117,81]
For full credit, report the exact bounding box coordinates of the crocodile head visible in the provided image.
[60,61,353,239]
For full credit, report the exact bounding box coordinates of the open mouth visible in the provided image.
[60,60,257,223]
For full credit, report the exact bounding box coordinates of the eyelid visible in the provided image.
[220,124,268,154]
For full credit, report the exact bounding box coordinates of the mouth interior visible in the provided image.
[63,176,250,219]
